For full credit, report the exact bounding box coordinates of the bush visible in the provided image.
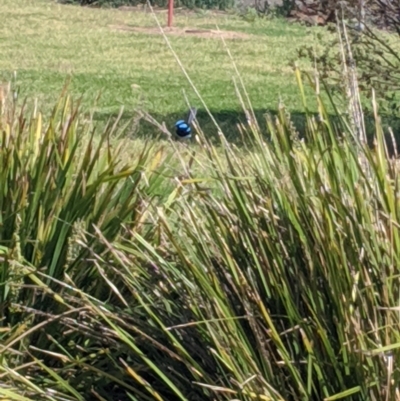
[298,0,400,117]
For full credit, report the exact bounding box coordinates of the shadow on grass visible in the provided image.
[95,108,309,141]
[94,107,400,153]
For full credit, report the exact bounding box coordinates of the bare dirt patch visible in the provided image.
[110,24,252,40]
[117,5,229,16]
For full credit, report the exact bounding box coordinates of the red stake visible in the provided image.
[168,0,174,27]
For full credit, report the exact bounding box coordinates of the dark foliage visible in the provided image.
[58,0,235,10]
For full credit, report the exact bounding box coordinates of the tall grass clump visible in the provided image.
[0,83,178,400]
[1,70,400,400]
[85,69,400,400]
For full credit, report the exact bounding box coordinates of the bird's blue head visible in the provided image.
[175,120,192,139]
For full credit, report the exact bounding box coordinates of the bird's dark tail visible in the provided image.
[186,107,197,125]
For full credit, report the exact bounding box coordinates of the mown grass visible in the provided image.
[0,0,330,138]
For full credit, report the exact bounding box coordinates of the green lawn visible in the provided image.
[0,0,329,138]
